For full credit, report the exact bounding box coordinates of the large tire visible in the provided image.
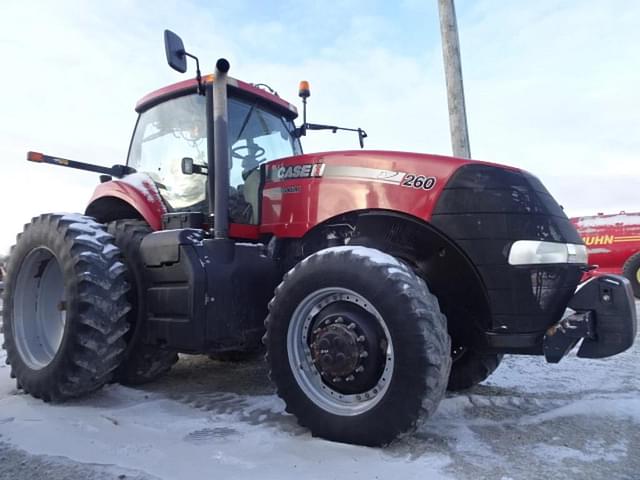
[447,346,502,391]
[1,214,130,401]
[622,252,640,298]
[107,220,178,385]
[265,246,451,446]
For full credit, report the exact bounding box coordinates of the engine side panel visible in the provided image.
[259,150,475,237]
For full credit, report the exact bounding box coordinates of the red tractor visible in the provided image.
[1,32,636,446]
[571,212,640,298]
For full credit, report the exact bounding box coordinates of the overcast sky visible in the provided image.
[1,0,638,254]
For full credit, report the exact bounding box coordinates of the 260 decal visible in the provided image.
[401,174,437,190]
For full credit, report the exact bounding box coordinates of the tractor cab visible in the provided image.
[128,77,301,225]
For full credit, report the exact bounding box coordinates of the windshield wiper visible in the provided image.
[235,103,256,142]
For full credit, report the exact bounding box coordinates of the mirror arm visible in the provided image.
[296,123,368,148]
[184,52,204,95]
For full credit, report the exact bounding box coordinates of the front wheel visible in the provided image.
[264,246,451,446]
[447,346,502,391]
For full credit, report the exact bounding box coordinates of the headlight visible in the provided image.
[508,241,588,265]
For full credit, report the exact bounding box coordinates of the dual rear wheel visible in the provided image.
[1,215,177,402]
[1,214,130,401]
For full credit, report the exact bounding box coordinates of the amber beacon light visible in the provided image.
[298,80,310,99]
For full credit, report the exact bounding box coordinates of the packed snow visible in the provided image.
[120,173,166,209]
[313,245,405,268]
[0,306,639,479]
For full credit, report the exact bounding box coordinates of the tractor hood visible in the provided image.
[260,149,521,237]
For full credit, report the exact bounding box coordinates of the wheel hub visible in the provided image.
[311,319,360,377]
[308,304,385,394]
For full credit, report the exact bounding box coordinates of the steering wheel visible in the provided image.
[231,144,266,161]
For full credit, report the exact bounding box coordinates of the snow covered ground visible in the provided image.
[0,306,639,479]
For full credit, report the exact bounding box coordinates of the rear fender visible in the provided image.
[85,173,166,230]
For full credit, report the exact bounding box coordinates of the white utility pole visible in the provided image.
[438,0,471,159]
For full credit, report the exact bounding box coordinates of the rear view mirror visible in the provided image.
[182,157,207,176]
[181,157,194,175]
[164,30,187,73]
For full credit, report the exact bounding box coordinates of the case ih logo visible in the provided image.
[268,163,325,182]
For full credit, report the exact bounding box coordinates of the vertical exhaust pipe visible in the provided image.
[211,58,231,239]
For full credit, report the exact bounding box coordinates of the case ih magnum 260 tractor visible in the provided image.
[2,32,637,446]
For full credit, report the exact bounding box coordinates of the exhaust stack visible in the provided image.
[211,58,231,239]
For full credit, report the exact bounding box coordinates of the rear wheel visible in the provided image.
[447,345,502,391]
[107,220,178,385]
[1,214,130,401]
[622,252,640,298]
[265,246,451,446]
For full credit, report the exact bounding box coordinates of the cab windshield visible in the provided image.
[127,93,301,213]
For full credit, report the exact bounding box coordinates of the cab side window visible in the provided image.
[128,94,207,212]
[227,98,301,224]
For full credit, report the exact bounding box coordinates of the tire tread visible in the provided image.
[1,213,130,402]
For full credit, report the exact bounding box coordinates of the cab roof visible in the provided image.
[135,75,299,118]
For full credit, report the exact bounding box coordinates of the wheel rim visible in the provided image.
[287,287,394,416]
[635,267,640,285]
[12,248,66,370]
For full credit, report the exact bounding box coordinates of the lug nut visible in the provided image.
[359,351,368,358]
[345,375,355,382]
[334,317,344,324]
[355,366,364,373]
[356,335,365,343]
[332,377,342,383]
[347,322,356,330]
